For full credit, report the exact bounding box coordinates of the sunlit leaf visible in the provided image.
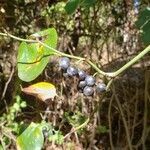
[17,42,49,82]
[17,28,57,82]
[31,28,56,38]
[43,28,58,54]
[16,122,44,150]
[0,145,3,150]
[21,82,57,101]
[80,0,96,7]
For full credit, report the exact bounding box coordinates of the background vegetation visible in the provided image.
[0,0,150,149]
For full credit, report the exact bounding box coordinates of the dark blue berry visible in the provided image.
[78,80,87,88]
[59,57,70,70]
[78,69,87,80]
[67,66,78,76]
[96,83,106,93]
[85,75,95,86]
[83,86,94,96]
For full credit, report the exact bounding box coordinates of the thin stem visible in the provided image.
[86,60,107,76]
[0,32,36,43]
[0,31,150,79]
[113,87,133,150]
[141,72,149,149]
[108,45,150,77]
[0,31,109,76]
[0,31,85,61]
[64,118,89,139]
[38,40,85,61]
[106,79,113,91]
[108,94,115,150]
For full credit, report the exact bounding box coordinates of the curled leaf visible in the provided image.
[21,82,57,101]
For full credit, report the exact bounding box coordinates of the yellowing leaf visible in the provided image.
[21,82,57,101]
[17,28,58,82]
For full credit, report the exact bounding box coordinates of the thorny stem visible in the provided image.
[0,31,150,79]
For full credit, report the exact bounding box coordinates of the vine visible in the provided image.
[0,30,149,81]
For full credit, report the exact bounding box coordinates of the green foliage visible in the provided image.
[0,96,26,149]
[16,122,45,150]
[0,96,26,132]
[16,121,64,150]
[80,0,96,7]
[65,0,96,14]
[96,125,109,134]
[17,28,57,82]
[65,0,80,14]
[48,130,64,145]
[65,111,87,133]
[136,7,150,45]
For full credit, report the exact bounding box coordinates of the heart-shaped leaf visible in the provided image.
[17,28,57,82]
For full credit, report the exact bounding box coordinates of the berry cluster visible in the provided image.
[59,57,106,96]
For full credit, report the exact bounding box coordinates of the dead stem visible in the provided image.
[108,94,115,150]
[113,86,133,150]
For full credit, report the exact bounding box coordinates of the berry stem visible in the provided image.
[38,40,85,61]
[0,31,150,79]
[86,60,107,76]
[106,79,114,91]
[0,30,85,61]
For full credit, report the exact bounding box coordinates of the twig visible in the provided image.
[108,94,115,150]
[141,71,149,149]
[113,86,133,150]
[88,112,97,149]
[131,90,138,142]
[0,30,36,43]
[0,31,150,79]
[1,67,15,112]
[64,118,89,139]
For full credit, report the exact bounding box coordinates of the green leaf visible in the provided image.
[65,0,80,14]
[31,28,57,38]
[136,7,150,45]
[80,0,96,7]
[16,122,45,150]
[65,111,87,134]
[17,42,49,82]
[96,125,109,134]
[48,130,64,145]
[43,28,58,54]
[0,145,3,150]
[17,28,57,82]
